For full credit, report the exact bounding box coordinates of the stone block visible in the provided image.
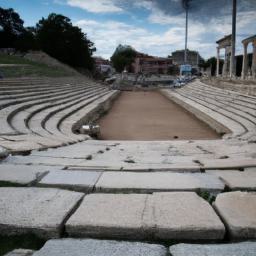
[95,172,224,193]
[66,192,225,241]
[4,249,34,256]
[169,242,256,256]
[0,164,50,185]
[0,187,83,239]
[66,193,151,240]
[214,191,256,239]
[152,192,225,240]
[207,170,256,190]
[38,170,102,192]
[33,239,167,256]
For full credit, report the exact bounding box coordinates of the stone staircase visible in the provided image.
[0,78,256,255]
[0,77,118,153]
[161,80,256,142]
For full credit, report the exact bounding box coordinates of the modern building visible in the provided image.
[93,56,113,74]
[171,49,203,70]
[131,53,173,74]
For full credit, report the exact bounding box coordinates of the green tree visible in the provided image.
[14,27,39,51]
[36,13,96,70]
[111,45,137,72]
[0,7,25,48]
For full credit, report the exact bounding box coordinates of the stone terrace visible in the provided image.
[0,77,118,153]
[0,78,256,255]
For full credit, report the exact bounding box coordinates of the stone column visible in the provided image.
[216,47,220,77]
[222,48,228,77]
[252,40,256,80]
[241,42,248,79]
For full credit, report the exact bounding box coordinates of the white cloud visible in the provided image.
[67,0,123,13]
[73,0,256,59]
[76,18,213,59]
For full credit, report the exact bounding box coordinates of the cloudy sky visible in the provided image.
[2,0,256,59]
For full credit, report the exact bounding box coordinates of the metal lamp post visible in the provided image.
[183,0,189,64]
[230,0,237,78]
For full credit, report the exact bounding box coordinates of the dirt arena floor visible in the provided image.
[98,91,221,140]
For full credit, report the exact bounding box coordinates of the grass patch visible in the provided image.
[196,189,216,204]
[0,234,46,255]
[0,53,74,77]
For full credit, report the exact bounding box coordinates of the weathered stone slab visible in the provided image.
[33,238,167,256]
[169,242,256,256]
[245,167,256,172]
[4,249,34,256]
[207,170,256,190]
[0,164,51,185]
[0,187,83,239]
[201,158,256,170]
[66,192,225,241]
[214,191,256,239]
[66,193,150,240]
[96,172,224,193]
[38,170,102,192]
[152,192,225,240]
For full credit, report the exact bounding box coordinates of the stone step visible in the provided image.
[175,90,253,138]
[196,80,256,104]
[184,87,256,125]
[0,164,53,185]
[4,249,34,256]
[45,90,111,139]
[32,239,167,256]
[169,242,256,256]
[37,169,224,193]
[95,171,224,193]
[162,89,243,137]
[0,86,91,135]
[0,84,87,105]
[191,81,256,104]
[214,191,256,240]
[66,192,225,241]
[179,89,256,134]
[188,84,256,112]
[201,158,256,170]
[207,169,256,191]
[11,87,103,134]
[0,187,83,239]
[60,91,118,136]
[25,88,106,137]
[38,170,102,192]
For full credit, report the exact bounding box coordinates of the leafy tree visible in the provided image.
[0,7,25,48]
[36,13,96,70]
[111,45,137,72]
[14,27,39,51]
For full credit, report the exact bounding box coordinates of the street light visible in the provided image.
[230,0,237,78]
[182,0,190,64]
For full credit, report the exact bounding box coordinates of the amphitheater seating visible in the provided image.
[1,78,256,255]
[162,79,256,142]
[0,77,117,152]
